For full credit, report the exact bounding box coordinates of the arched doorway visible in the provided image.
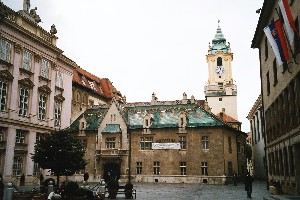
[103,162,120,182]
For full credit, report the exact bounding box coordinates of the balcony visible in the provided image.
[96,149,128,158]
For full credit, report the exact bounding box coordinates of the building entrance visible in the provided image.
[103,162,120,182]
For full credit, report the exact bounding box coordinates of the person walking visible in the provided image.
[233,171,237,186]
[245,172,254,198]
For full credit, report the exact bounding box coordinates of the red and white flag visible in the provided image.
[278,0,298,45]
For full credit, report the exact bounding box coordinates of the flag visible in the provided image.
[264,20,289,65]
[278,0,298,45]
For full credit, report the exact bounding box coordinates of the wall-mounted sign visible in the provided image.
[152,143,181,150]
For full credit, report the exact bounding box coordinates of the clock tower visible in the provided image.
[204,22,238,120]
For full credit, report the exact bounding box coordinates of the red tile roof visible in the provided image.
[216,112,239,123]
[73,66,122,99]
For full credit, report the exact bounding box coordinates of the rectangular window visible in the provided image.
[179,136,186,150]
[0,81,7,112]
[106,138,115,149]
[81,138,87,152]
[153,161,160,175]
[0,127,4,141]
[22,49,33,71]
[288,146,295,175]
[265,37,268,60]
[136,162,142,175]
[228,136,232,153]
[41,59,49,79]
[237,141,241,153]
[54,102,61,126]
[38,94,47,120]
[35,133,42,144]
[180,162,186,175]
[266,72,270,95]
[228,161,233,176]
[16,130,25,144]
[0,39,11,62]
[19,87,29,116]
[201,162,208,176]
[55,71,63,88]
[273,59,278,85]
[202,136,209,150]
[33,162,40,176]
[12,156,23,176]
[140,136,153,150]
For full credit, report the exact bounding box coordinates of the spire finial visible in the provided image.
[218,19,220,27]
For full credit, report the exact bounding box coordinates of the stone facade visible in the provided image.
[247,95,267,180]
[70,94,248,184]
[0,2,75,183]
[251,0,300,195]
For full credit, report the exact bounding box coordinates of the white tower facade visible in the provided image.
[204,23,238,120]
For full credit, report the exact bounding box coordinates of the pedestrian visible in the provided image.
[244,172,254,198]
[233,171,237,186]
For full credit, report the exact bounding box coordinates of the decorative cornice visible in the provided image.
[38,85,51,94]
[18,78,34,88]
[34,54,41,63]
[14,43,22,54]
[54,94,65,102]
[19,67,34,76]
[0,59,13,68]
[0,69,14,81]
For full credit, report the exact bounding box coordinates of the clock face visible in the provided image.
[215,66,224,75]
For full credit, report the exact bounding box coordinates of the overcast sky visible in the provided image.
[3,0,264,133]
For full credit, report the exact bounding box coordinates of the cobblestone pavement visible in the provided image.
[108,180,270,200]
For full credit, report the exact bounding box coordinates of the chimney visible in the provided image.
[182,92,188,104]
[151,92,157,105]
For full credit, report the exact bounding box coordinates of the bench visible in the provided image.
[105,185,136,199]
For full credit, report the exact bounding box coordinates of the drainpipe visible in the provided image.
[128,127,131,182]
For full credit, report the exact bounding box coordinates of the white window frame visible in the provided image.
[38,94,47,120]
[41,59,49,79]
[16,130,25,144]
[201,162,208,176]
[22,49,33,71]
[55,71,63,88]
[140,136,153,150]
[153,161,160,175]
[0,80,7,112]
[202,136,209,150]
[54,101,61,126]
[0,39,11,62]
[136,162,142,175]
[180,161,186,175]
[106,137,116,149]
[33,162,40,176]
[12,156,23,176]
[19,87,29,116]
[179,136,186,150]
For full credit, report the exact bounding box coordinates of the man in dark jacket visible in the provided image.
[245,172,254,198]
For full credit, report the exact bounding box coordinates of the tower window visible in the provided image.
[219,98,222,101]
[217,57,222,66]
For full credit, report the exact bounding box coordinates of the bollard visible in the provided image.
[48,181,54,196]
[6,183,13,200]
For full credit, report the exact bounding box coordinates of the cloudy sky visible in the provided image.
[3,0,264,132]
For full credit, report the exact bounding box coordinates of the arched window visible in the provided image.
[217,57,222,66]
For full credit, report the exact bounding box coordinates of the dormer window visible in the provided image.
[178,114,186,128]
[143,115,152,128]
[88,80,96,90]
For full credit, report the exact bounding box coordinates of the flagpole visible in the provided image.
[275,8,298,65]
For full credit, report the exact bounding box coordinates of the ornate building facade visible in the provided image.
[252,0,300,195]
[70,93,248,184]
[0,1,76,183]
[205,23,238,122]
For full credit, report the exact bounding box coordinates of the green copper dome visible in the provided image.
[209,21,230,54]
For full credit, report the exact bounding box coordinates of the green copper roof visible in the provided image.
[124,104,225,129]
[209,22,230,54]
[102,124,121,133]
[70,107,108,131]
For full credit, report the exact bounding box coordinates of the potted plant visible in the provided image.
[124,182,133,199]
[107,179,119,199]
